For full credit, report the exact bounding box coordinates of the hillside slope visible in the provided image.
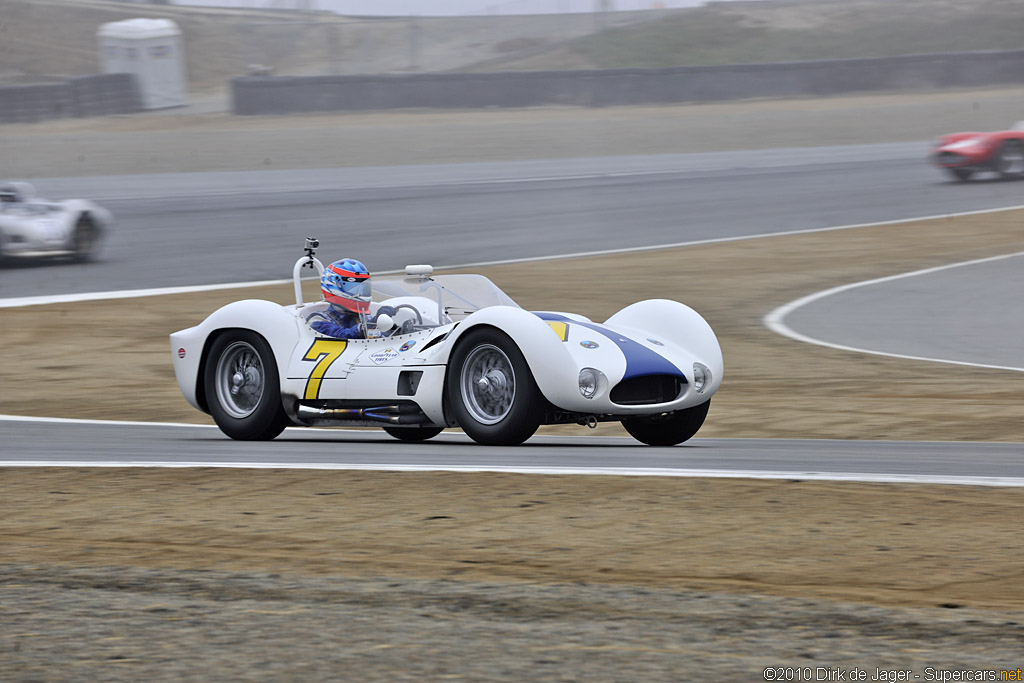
[1,0,1019,94]
[0,0,653,91]
[470,0,1024,71]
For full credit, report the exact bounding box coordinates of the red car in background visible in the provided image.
[932,123,1024,181]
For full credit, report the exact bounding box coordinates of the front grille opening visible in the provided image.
[610,374,685,406]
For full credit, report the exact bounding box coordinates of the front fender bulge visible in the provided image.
[443,307,591,408]
[604,299,723,386]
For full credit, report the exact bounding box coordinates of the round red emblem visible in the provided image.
[177,348,186,359]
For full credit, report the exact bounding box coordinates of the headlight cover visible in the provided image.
[693,363,711,393]
[578,368,600,399]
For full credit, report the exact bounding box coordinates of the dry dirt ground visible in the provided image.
[3,92,1024,679]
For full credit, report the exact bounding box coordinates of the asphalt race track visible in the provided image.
[4,419,1024,486]
[772,252,1024,371]
[3,142,1022,477]
[5,142,1024,299]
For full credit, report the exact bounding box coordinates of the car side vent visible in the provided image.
[397,371,423,396]
[610,374,686,406]
[419,331,449,352]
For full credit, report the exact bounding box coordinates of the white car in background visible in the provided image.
[171,239,724,447]
[0,182,112,263]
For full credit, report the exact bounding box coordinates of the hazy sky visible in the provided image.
[173,0,713,16]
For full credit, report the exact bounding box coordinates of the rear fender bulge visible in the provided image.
[170,325,205,411]
[170,300,304,411]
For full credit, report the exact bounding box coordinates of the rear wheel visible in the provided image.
[204,331,289,441]
[995,140,1024,179]
[383,426,444,442]
[71,215,99,262]
[448,328,543,446]
[622,400,711,446]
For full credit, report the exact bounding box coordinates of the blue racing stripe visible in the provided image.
[533,313,683,380]
[532,312,571,321]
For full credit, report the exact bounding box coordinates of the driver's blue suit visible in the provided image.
[307,307,364,339]
[307,306,397,339]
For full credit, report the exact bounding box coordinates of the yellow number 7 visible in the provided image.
[302,339,348,400]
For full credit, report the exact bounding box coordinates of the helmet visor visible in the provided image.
[337,276,371,301]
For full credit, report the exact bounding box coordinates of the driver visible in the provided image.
[307,258,377,339]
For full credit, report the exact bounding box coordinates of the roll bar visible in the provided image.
[294,237,324,307]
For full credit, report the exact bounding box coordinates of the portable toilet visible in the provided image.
[97,18,187,109]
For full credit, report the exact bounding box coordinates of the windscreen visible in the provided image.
[372,274,519,328]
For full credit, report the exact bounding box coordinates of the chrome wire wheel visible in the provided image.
[215,340,265,419]
[460,343,516,425]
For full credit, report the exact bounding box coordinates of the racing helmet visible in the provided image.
[321,258,372,314]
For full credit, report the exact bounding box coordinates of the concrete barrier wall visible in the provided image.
[70,74,144,118]
[0,74,142,124]
[233,50,1024,115]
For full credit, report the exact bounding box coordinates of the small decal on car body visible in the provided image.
[400,340,416,352]
[580,340,599,349]
[369,348,400,365]
[546,321,569,342]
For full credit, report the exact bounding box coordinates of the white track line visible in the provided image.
[764,250,1024,373]
[3,459,1023,487]
[0,414,219,428]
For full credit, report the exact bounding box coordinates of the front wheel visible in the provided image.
[71,215,99,263]
[622,400,711,446]
[383,426,444,442]
[447,328,543,446]
[204,331,289,441]
[947,167,974,182]
[995,141,1024,179]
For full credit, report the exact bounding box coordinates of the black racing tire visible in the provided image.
[204,330,289,441]
[447,327,543,446]
[995,140,1024,179]
[948,167,974,182]
[383,426,444,442]
[71,215,99,263]
[621,400,711,446]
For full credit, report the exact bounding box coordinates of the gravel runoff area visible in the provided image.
[4,470,1024,681]
[3,90,1024,680]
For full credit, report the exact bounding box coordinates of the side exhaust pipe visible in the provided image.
[296,404,427,425]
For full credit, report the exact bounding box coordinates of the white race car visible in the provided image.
[0,182,112,263]
[171,239,723,446]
